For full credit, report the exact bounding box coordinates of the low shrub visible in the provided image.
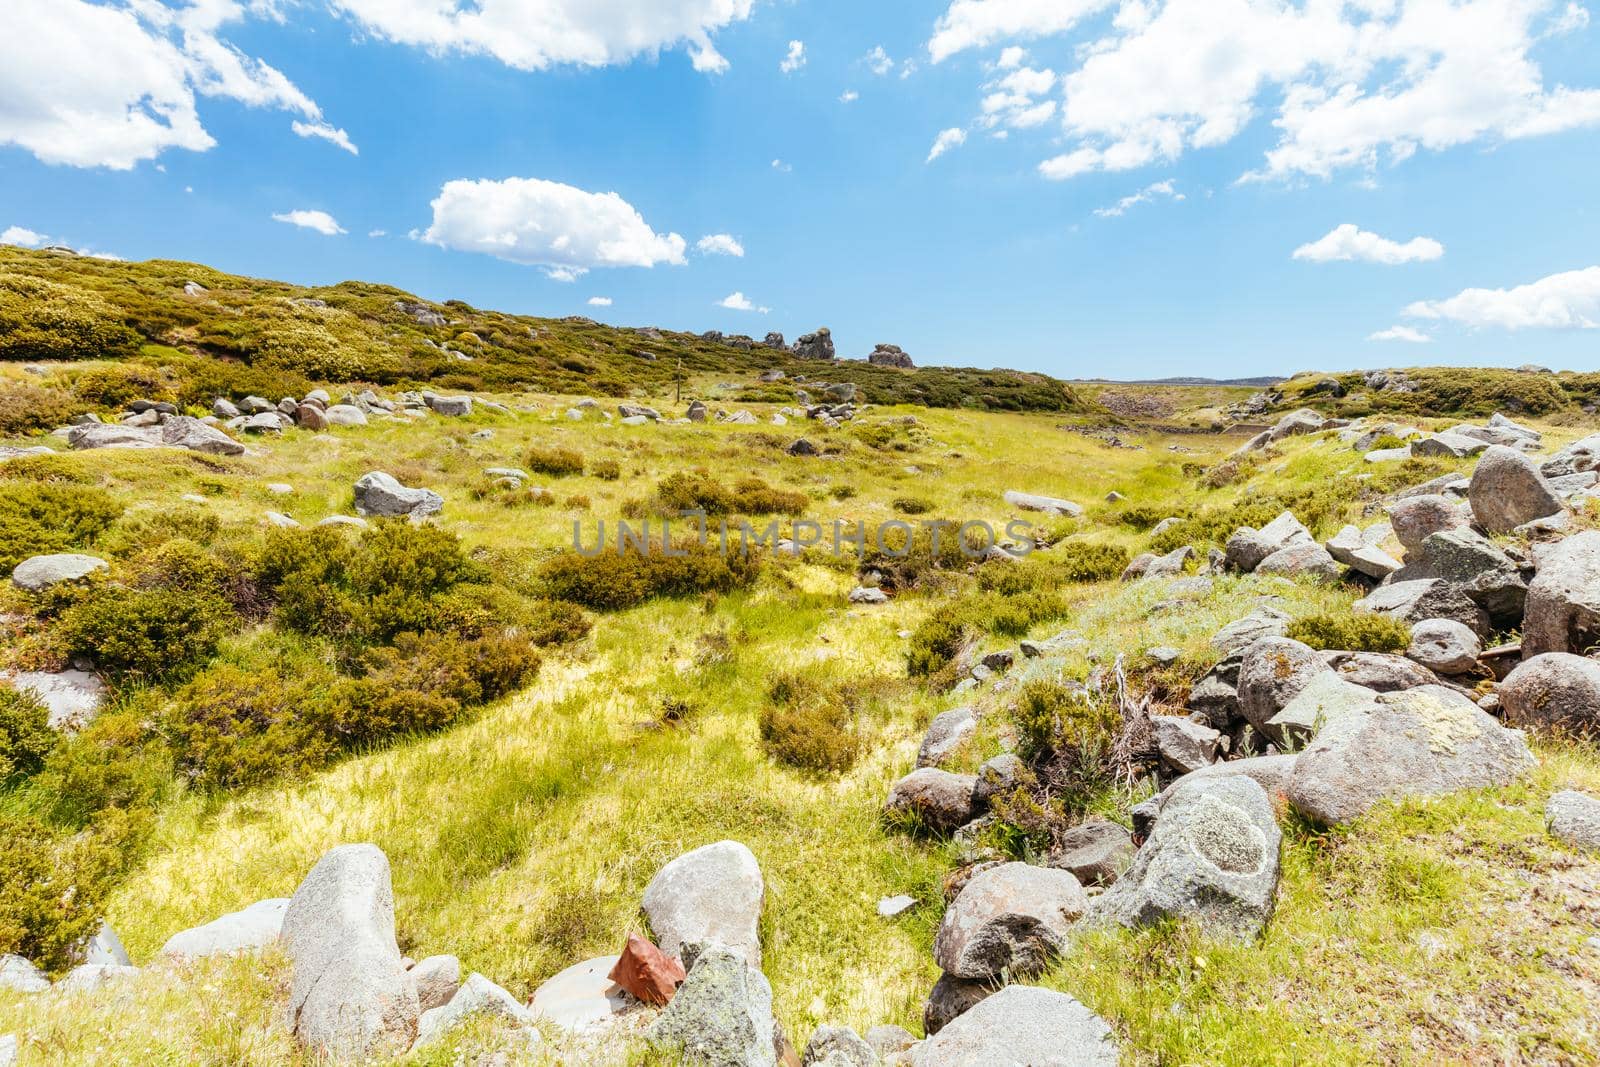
[0,273,141,363]
[0,483,121,571]
[1009,679,1124,813]
[540,541,762,610]
[893,496,934,515]
[0,686,56,780]
[0,814,128,972]
[908,592,1073,676]
[527,446,585,477]
[1286,611,1412,652]
[54,587,234,681]
[34,708,173,822]
[592,459,621,481]
[165,664,333,791]
[70,364,170,408]
[759,671,869,774]
[654,470,806,516]
[1113,505,1169,531]
[0,382,79,434]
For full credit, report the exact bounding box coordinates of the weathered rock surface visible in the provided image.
[917,707,976,769]
[352,471,443,519]
[1355,579,1489,637]
[413,972,537,1051]
[1154,715,1222,774]
[0,955,49,993]
[1265,671,1380,747]
[1499,653,1600,734]
[1407,619,1482,675]
[1089,776,1281,941]
[324,404,368,427]
[1326,525,1401,578]
[11,554,108,592]
[1287,686,1535,825]
[642,840,764,968]
[67,416,245,456]
[1547,790,1600,850]
[1237,638,1332,734]
[1405,529,1527,625]
[802,1025,875,1066]
[407,955,460,1014]
[885,768,979,833]
[1045,820,1136,886]
[1002,490,1082,517]
[911,985,1120,1067]
[1226,511,1312,573]
[531,955,632,1031]
[1387,494,1468,552]
[1470,445,1563,534]
[280,844,419,1060]
[160,898,289,960]
[922,973,995,1036]
[8,669,108,731]
[932,863,1087,980]
[1522,531,1600,657]
[645,946,777,1067]
[1256,541,1341,581]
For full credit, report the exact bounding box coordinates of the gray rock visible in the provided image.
[0,445,54,464]
[885,768,979,834]
[82,922,129,966]
[426,395,473,417]
[642,840,764,968]
[912,985,1119,1067]
[212,398,241,418]
[848,586,889,605]
[529,954,631,1033]
[408,955,461,1013]
[793,328,836,360]
[1256,541,1341,581]
[0,954,49,993]
[1210,608,1290,656]
[1147,755,1300,825]
[1264,671,1380,747]
[1408,619,1481,675]
[0,1033,13,1067]
[1225,512,1314,574]
[67,416,245,456]
[864,1024,917,1061]
[1366,446,1412,463]
[876,895,917,918]
[922,974,995,1036]
[1412,432,1488,459]
[1154,715,1222,774]
[1325,650,1443,693]
[1547,790,1600,850]
[645,946,777,1067]
[1404,529,1527,625]
[56,964,140,992]
[1267,408,1326,441]
[413,972,537,1050]
[1002,490,1082,517]
[1326,525,1401,578]
[1470,446,1563,534]
[324,404,368,427]
[1354,579,1489,637]
[1045,820,1135,886]
[933,863,1087,980]
[1287,686,1535,825]
[1387,494,1468,552]
[160,898,288,959]
[1499,653,1600,734]
[917,707,977,769]
[803,1025,874,1066]
[1522,530,1600,657]
[11,553,107,593]
[240,411,286,434]
[353,471,443,519]
[1237,638,1332,734]
[1143,545,1194,579]
[281,844,418,1061]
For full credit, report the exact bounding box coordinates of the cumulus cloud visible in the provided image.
[587,296,613,306]
[781,40,806,74]
[996,46,1028,70]
[940,0,1600,183]
[273,209,346,236]
[719,291,769,313]
[839,89,860,103]
[420,176,686,280]
[329,0,752,75]
[292,120,358,155]
[1094,179,1184,217]
[979,65,1058,130]
[866,45,895,75]
[0,226,46,248]
[927,127,968,162]
[696,233,745,257]
[771,158,792,172]
[1405,266,1600,330]
[0,0,343,169]
[1293,224,1443,265]
[1368,325,1432,343]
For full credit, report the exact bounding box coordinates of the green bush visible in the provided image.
[540,541,762,610]
[1286,611,1412,652]
[0,686,56,780]
[0,814,129,972]
[165,664,333,791]
[0,483,122,571]
[35,710,172,821]
[893,496,934,515]
[0,273,141,363]
[527,446,585,477]
[654,470,807,516]
[55,587,234,681]
[592,459,621,481]
[759,671,866,774]
[0,381,80,434]
[977,542,1129,591]
[1113,505,1170,531]
[70,364,171,408]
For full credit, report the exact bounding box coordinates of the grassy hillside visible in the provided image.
[4,352,1600,1064]
[0,247,1083,419]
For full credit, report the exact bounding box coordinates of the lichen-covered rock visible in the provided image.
[11,554,107,592]
[885,768,979,834]
[917,707,976,768]
[1153,715,1222,774]
[1547,790,1600,850]
[1407,619,1482,675]
[1386,494,1468,552]
[413,972,537,1051]
[1406,529,1527,625]
[352,471,443,519]
[1469,445,1563,535]
[1237,637,1332,734]
[407,955,461,1014]
[645,946,778,1067]
[1264,671,1379,747]
[1522,531,1600,657]
[922,973,995,1036]
[932,863,1087,980]
[1287,686,1535,825]
[911,985,1120,1067]
[1088,776,1281,941]
[1355,579,1489,637]
[802,1025,875,1066]
[642,840,764,969]
[1002,490,1082,517]
[1256,542,1341,581]
[1499,653,1600,735]
[1045,820,1136,886]
[0,955,48,994]
[160,898,288,960]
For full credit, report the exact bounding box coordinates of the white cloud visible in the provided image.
[927,126,968,162]
[1550,2,1591,36]
[1293,224,1443,265]
[420,176,686,280]
[1,226,46,248]
[292,120,358,155]
[771,158,792,172]
[866,45,894,76]
[719,291,769,313]
[979,65,1058,129]
[1093,179,1184,217]
[696,233,745,257]
[329,0,753,74]
[839,89,860,103]
[1368,325,1432,343]
[587,296,613,307]
[940,0,1600,183]
[1405,266,1600,330]
[997,46,1028,69]
[781,40,806,74]
[929,0,1114,63]
[368,228,387,238]
[273,209,346,236]
[0,0,342,169]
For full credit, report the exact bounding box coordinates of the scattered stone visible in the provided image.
[973,752,1027,810]
[848,586,888,605]
[1153,715,1222,775]
[1045,820,1136,886]
[885,768,979,834]
[403,956,459,1016]
[1287,686,1535,825]
[0,1034,12,1067]
[1002,490,1082,517]
[1387,494,1468,552]
[160,898,289,960]
[414,972,538,1051]
[1470,445,1563,534]
[0,955,48,994]
[933,863,1087,980]
[911,985,1119,1067]
[1089,775,1281,941]
[530,955,633,1032]
[1237,638,1332,735]
[1412,432,1488,459]
[56,964,140,993]
[607,933,684,1007]
[1211,608,1290,656]
[1256,541,1342,581]
[324,404,368,427]
[803,1025,875,1066]
[794,328,836,360]
[241,412,286,434]
[1326,650,1442,693]
[82,922,129,966]
[68,416,244,456]
[1355,579,1489,637]
[1405,529,1527,625]
[922,973,995,1036]
[281,844,419,1061]
[10,553,107,593]
[1264,671,1381,747]
[1326,525,1401,578]
[917,707,977,769]
[1407,619,1481,675]
[865,1025,917,1062]
[1225,511,1312,573]
[1522,530,1600,657]
[353,471,443,519]
[317,515,368,529]
[1499,653,1600,734]
[645,946,777,1067]
[1547,790,1600,851]
[642,840,764,968]
[877,895,917,919]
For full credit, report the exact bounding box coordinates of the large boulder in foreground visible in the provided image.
[1386,494,1467,552]
[1287,686,1535,826]
[1088,776,1281,941]
[884,768,979,834]
[352,471,444,519]
[1522,531,1600,657]
[645,946,777,1067]
[932,863,1087,980]
[280,844,419,1060]
[911,985,1120,1067]
[67,416,245,456]
[1237,638,1332,735]
[1499,653,1600,735]
[1469,445,1563,535]
[161,898,288,960]
[642,840,764,969]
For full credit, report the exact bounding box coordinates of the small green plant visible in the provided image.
[893,496,934,515]
[1287,611,1412,652]
[0,814,128,972]
[759,671,874,774]
[592,458,622,481]
[0,686,56,781]
[527,446,586,476]
[540,541,762,610]
[0,482,122,571]
[55,587,235,681]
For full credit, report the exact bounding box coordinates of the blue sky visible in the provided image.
[2,0,1599,378]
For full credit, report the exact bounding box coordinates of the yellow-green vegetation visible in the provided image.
[5,340,1600,1065]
